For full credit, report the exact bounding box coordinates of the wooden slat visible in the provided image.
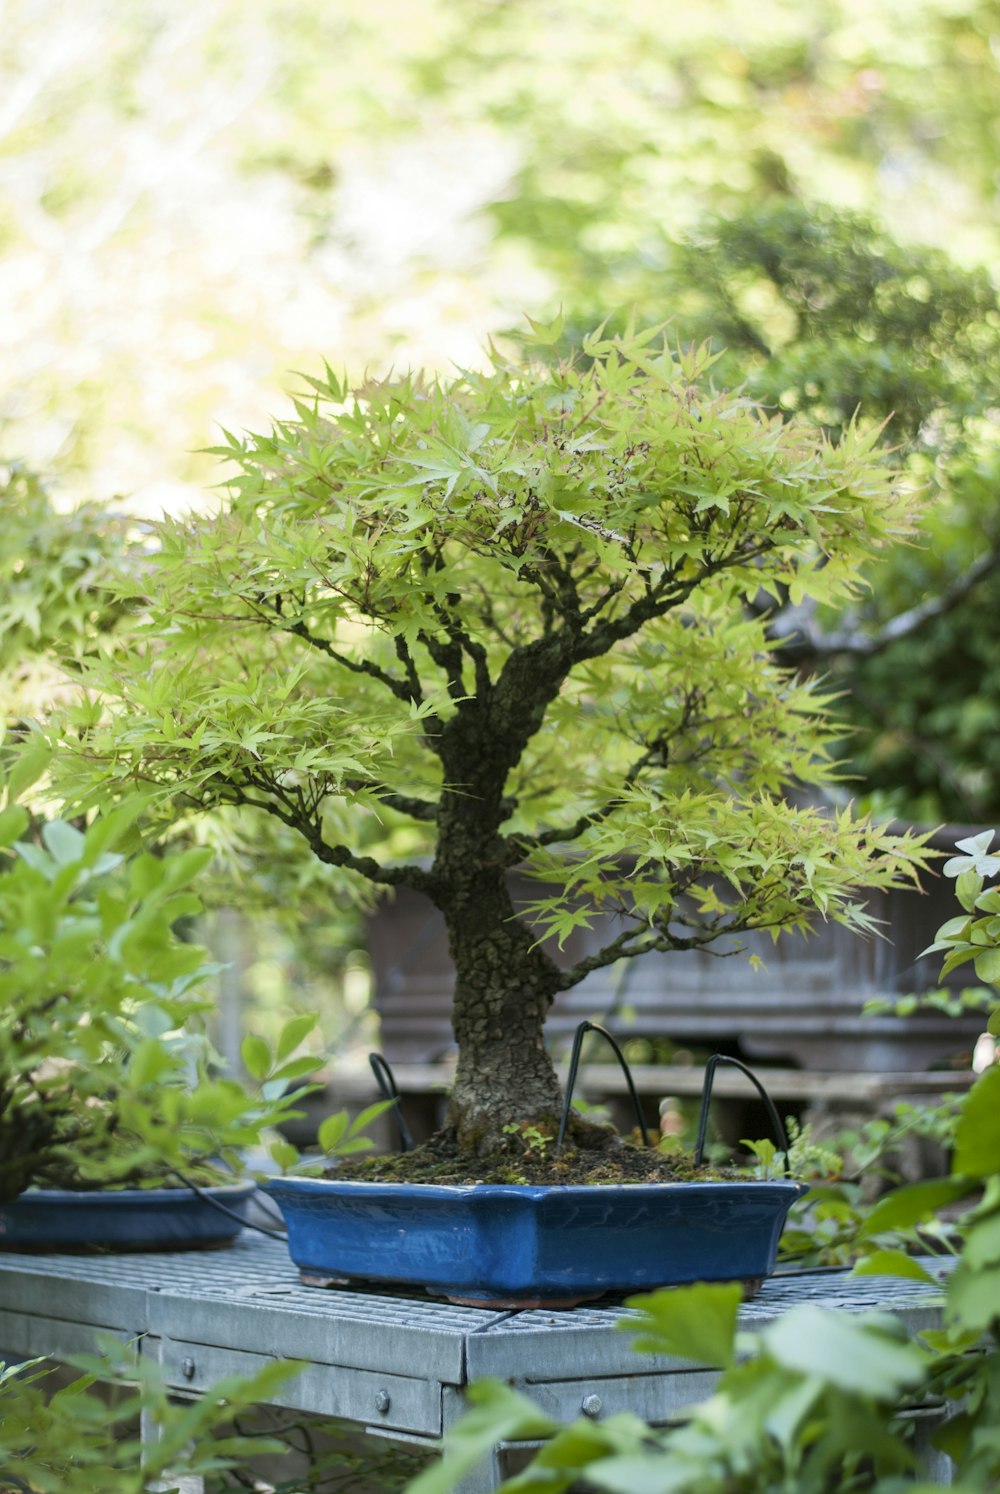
[324,1061,975,1105]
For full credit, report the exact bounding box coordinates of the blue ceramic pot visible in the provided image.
[0,1181,256,1252]
[264,1177,807,1306]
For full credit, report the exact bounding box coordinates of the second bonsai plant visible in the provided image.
[0,787,317,1250]
[49,324,930,1294]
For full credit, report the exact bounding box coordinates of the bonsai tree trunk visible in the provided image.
[438,865,566,1152]
[428,674,576,1153]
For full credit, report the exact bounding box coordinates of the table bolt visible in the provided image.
[181,1357,196,1382]
[374,1389,391,1415]
[581,1394,602,1419]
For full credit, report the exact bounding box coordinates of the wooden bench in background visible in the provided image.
[305,1059,976,1183]
[368,827,988,1076]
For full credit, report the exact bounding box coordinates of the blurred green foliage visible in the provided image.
[0,1340,295,1494]
[583,199,1000,823]
[0,463,132,724]
[0,788,320,1195]
[2,0,998,498]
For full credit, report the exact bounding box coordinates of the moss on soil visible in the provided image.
[328,1136,744,1187]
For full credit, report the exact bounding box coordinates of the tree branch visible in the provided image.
[578,575,628,624]
[768,548,1000,663]
[556,924,719,991]
[393,635,425,703]
[280,617,420,702]
[306,831,436,891]
[246,592,421,703]
[417,628,466,700]
[415,594,493,701]
[570,533,783,665]
[210,781,437,892]
[500,743,662,864]
[571,567,699,662]
[556,896,810,991]
[461,632,492,697]
[342,780,439,823]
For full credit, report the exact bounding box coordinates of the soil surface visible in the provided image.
[328,1135,745,1187]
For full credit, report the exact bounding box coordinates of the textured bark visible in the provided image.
[402,606,686,1153]
[440,868,566,1152]
[428,674,571,1153]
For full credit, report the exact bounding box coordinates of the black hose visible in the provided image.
[557,1021,650,1150]
[693,1055,790,1173]
[170,1171,287,1241]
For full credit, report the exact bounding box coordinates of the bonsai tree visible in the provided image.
[51,326,930,1156]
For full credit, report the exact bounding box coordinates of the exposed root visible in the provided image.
[439,1105,623,1161]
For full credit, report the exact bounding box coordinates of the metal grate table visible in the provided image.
[0,1236,953,1492]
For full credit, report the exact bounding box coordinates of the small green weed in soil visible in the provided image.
[328,1134,741,1187]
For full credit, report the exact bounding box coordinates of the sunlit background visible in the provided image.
[4,0,997,513]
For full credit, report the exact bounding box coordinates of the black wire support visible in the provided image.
[693,1054,791,1174]
[368,1051,415,1153]
[557,1020,651,1151]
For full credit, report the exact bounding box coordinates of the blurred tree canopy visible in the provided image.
[612,201,1000,823]
[2,0,999,820]
[3,0,997,500]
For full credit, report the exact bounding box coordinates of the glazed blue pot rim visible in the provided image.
[265,1177,809,1201]
[11,1180,257,1205]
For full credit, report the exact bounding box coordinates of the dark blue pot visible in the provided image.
[0,1181,256,1252]
[264,1177,807,1306]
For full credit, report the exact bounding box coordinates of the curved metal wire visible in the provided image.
[368,1051,415,1153]
[693,1054,791,1173]
[170,1171,287,1240]
[556,1020,651,1151]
